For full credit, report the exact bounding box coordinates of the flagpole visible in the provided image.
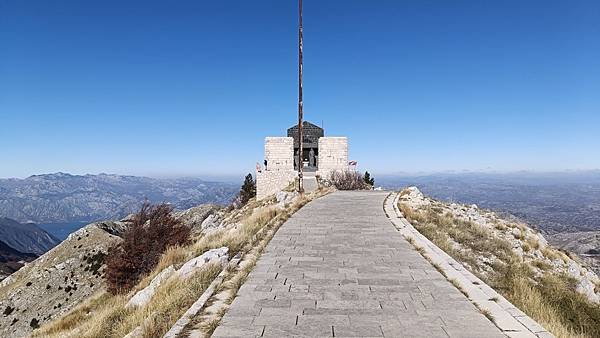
[297,0,304,193]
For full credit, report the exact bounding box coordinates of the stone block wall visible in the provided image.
[256,170,296,200]
[257,137,296,200]
[264,137,294,171]
[316,137,348,179]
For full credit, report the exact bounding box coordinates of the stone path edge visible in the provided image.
[383,192,554,338]
[163,254,243,338]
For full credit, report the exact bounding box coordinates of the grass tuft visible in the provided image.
[399,189,600,338]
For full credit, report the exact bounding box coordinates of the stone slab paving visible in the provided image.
[213,191,505,338]
[303,172,319,192]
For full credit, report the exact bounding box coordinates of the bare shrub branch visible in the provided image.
[329,170,370,190]
[105,202,190,294]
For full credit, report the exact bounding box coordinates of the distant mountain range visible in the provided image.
[0,173,238,224]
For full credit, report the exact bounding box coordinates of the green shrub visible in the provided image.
[363,171,375,186]
[239,173,256,204]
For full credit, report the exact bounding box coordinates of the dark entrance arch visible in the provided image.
[287,121,323,171]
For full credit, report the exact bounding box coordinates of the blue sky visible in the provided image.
[1,0,599,179]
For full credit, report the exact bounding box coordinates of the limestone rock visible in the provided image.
[94,221,129,237]
[399,187,430,207]
[126,265,176,309]
[176,204,221,232]
[577,277,600,303]
[275,191,299,209]
[177,247,229,279]
[511,228,521,238]
[200,214,221,232]
[550,231,600,276]
[536,233,549,248]
[0,275,14,288]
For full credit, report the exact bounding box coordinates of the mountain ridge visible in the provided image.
[0,172,238,224]
[0,239,37,281]
[0,217,59,255]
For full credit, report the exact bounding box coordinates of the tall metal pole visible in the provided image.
[297,0,304,193]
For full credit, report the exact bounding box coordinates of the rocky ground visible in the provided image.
[399,187,600,304]
[0,200,250,338]
[176,204,222,234]
[0,203,221,337]
[550,231,600,276]
[0,222,123,337]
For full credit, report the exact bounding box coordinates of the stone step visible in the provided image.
[303,177,318,192]
[303,171,317,177]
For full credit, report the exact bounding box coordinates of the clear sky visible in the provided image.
[1,0,599,179]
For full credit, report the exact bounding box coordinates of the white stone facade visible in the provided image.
[257,137,297,200]
[256,170,297,200]
[316,137,348,179]
[256,136,349,200]
[264,137,294,170]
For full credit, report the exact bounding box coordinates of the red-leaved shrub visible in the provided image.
[105,202,190,294]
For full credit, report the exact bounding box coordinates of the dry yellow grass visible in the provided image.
[134,245,191,292]
[35,188,331,338]
[36,264,222,338]
[493,220,507,231]
[503,276,587,338]
[135,264,221,338]
[399,190,600,338]
[32,292,113,337]
[526,237,541,251]
[541,246,570,263]
[33,291,129,338]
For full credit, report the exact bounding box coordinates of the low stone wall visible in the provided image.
[256,170,296,200]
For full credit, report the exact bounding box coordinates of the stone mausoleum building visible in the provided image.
[256,121,348,200]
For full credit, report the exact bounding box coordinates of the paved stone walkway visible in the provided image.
[303,172,318,193]
[213,191,505,337]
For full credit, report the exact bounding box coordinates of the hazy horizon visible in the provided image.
[3,168,600,183]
